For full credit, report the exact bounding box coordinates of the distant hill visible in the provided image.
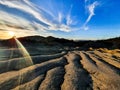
[1,36,120,50]
[18,36,77,47]
[17,36,120,49]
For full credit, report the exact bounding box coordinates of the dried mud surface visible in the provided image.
[0,49,120,90]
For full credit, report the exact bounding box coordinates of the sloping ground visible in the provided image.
[0,50,120,90]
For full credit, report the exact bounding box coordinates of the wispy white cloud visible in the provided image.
[0,0,76,34]
[48,24,70,32]
[82,26,89,30]
[85,1,99,25]
[66,14,73,26]
[83,1,99,30]
[66,5,73,26]
[0,0,100,39]
[0,10,32,29]
[58,12,63,23]
[0,0,54,26]
[85,0,89,3]
[0,10,53,37]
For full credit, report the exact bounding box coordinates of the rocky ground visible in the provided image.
[0,47,120,90]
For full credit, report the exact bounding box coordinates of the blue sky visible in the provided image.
[0,0,120,40]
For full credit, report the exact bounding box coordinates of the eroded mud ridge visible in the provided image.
[0,50,120,90]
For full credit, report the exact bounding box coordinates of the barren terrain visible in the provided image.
[0,36,120,90]
[0,47,120,90]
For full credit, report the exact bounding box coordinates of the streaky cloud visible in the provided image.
[0,0,101,39]
[0,0,76,33]
[83,1,99,30]
[58,12,63,23]
[86,1,99,24]
[66,5,73,26]
[0,0,54,26]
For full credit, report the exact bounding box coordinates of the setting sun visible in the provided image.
[0,31,15,39]
[8,31,15,37]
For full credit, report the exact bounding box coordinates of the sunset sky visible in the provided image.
[0,0,120,40]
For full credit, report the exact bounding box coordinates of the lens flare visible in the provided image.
[0,36,35,89]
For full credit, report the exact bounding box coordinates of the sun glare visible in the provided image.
[9,31,15,37]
